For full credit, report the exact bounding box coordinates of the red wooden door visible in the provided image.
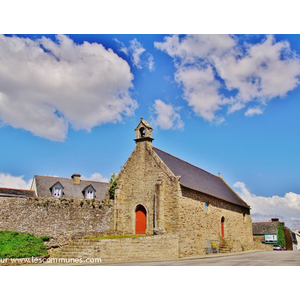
[221,217,225,237]
[135,206,146,234]
[221,221,224,237]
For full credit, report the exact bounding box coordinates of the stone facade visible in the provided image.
[52,234,179,263]
[113,140,181,236]
[179,187,253,256]
[113,118,254,257]
[0,196,113,247]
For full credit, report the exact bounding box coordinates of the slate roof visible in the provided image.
[0,187,36,198]
[153,147,249,208]
[252,222,280,235]
[33,175,109,199]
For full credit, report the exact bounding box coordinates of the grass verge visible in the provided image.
[0,231,48,259]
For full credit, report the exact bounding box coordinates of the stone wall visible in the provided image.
[179,187,253,257]
[252,237,273,251]
[114,141,181,235]
[114,140,256,257]
[52,234,179,263]
[0,196,114,247]
[91,234,178,263]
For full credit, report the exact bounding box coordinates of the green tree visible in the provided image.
[109,173,117,200]
[277,223,286,247]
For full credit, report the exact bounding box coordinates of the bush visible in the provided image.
[109,173,117,200]
[0,231,48,259]
[277,223,286,248]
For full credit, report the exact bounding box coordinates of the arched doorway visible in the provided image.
[221,216,225,238]
[135,205,147,234]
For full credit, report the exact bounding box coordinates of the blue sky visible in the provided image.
[1,33,300,229]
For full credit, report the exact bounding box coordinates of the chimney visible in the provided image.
[271,218,279,222]
[71,174,81,185]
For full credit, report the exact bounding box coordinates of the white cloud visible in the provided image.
[114,38,128,55]
[129,38,145,69]
[215,35,300,108]
[147,53,155,72]
[174,65,225,121]
[0,173,32,189]
[155,34,300,122]
[154,34,235,65]
[81,173,109,183]
[245,107,263,117]
[116,38,154,71]
[151,99,184,130]
[234,181,300,229]
[0,34,137,141]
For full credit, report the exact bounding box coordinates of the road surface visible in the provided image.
[100,250,300,266]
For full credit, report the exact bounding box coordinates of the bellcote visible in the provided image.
[134,117,154,143]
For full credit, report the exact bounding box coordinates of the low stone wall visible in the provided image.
[94,235,178,262]
[251,238,273,251]
[51,234,179,263]
[0,196,114,247]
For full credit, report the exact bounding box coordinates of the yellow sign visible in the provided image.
[212,241,217,248]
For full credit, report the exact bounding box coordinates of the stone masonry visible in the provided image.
[0,118,266,262]
[114,140,182,236]
[0,196,113,247]
[51,234,179,263]
[113,118,255,257]
[178,187,253,256]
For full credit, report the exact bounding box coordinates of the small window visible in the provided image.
[51,182,64,197]
[84,185,96,199]
[204,202,209,212]
[53,188,62,197]
[86,190,94,199]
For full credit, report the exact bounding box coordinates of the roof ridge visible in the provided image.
[81,179,109,184]
[219,176,250,208]
[153,147,218,178]
[0,187,35,192]
[35,175,109,184]
[35,174,64,179]
[253,221,278,223]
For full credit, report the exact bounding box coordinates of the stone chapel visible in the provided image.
[113,118,254,256]
[0,118,256,259]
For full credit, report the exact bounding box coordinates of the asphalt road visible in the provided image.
[100,250,300,266]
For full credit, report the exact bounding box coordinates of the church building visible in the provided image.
[0,118,255,259]
[113,118,254,256]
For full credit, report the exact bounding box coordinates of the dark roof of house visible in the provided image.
[153,147,249,208]
[252,222,280,235]
[33,175,109,199]
[0,187,36,198]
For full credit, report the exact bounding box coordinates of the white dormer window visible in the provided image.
[86,190,94,199]
[53,187,62,197]
[51,182,64,198]
[84,185,96,199]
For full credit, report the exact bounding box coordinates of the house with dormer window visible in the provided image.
[31,174,109,200]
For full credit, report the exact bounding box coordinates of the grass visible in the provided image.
[0,231,48,259]
[86,234,152,240]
